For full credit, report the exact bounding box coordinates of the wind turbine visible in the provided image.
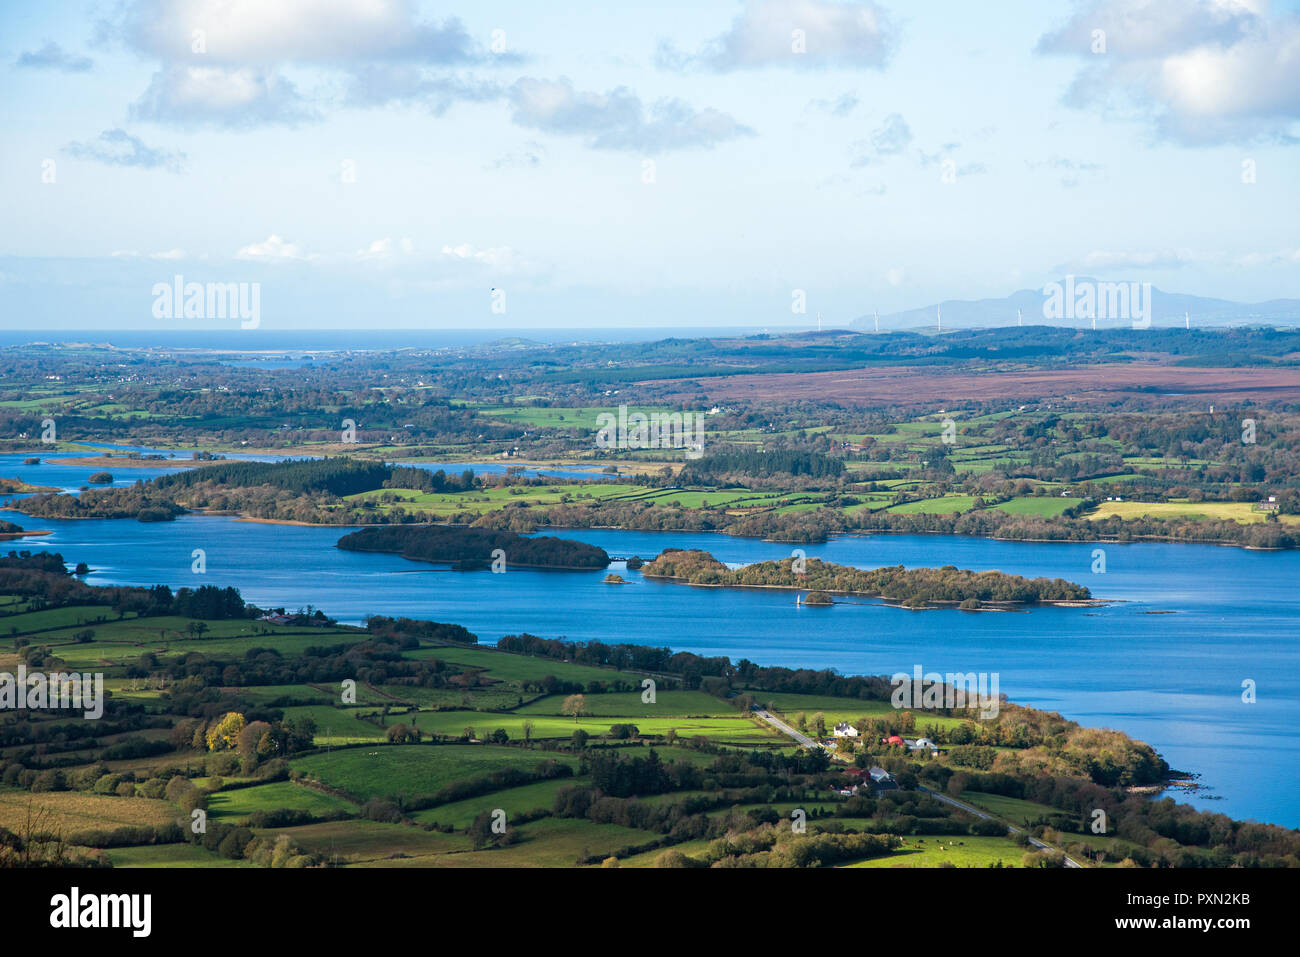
[874,310,879,333]
[937,305,942,333]
[1017,308,1023,327]
[1185,311,1190,329]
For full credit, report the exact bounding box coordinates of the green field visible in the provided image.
[755,693,970,732]
[887,495,976,515]
[845,834,1026,868]
[207,781,359,821]
[107,843,254,868]
[411,777,585,829]
[290,745,579,802]
[994,496,1083,517]
[1087,500,1300,525]
[516,690,733,717]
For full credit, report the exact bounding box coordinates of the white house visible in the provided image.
[833,722,860,738]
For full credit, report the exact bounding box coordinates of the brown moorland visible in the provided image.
[646,363,1300,407]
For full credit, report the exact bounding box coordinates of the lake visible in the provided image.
[1,452,1297,829]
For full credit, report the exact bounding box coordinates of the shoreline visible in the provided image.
[8,501,1296,556]
[640,574,1106,608]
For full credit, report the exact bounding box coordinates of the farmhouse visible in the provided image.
[868,766,898,790]
[1257,496,1279,512]
[833,721,860,738]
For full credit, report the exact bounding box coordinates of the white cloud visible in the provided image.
[508,76,752,152]
[112,0,486,66]
[355,237,415,261]
[16,41,93,72]
[63,128,187,172]
[1037,0,1300,145]
[107,0,507,129]
[441,243,516,268]
[1233,247,1300,267]
[236,235,312,262]
[131,66,316,128]
[657,0,895,71]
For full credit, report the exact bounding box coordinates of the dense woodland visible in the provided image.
[337,525,611,570]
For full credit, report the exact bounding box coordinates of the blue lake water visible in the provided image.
[0,446,608,498]
[1,450,1297,828]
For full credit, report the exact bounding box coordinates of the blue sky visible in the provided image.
[2,0,1299,331]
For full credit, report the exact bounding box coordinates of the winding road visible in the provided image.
[753,706,1083,868]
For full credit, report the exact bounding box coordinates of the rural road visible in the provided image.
[754,709,826,750]
[753,707,1083,868]
[920,787,1083,868]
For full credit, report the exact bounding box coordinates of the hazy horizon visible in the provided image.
[4,0,1300,331]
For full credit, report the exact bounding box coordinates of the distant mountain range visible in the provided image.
[852,280,1300,331]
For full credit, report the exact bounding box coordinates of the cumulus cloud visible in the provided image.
[16,42,93,72]
[440,243,516,269]
[63,129,187,172]
[507,77,753,152]
[104,0,513,128]
[1036,0,1300,145]
[236,235,312,262]
[130,65,316,128]
[657,0,895,71]
[109,0,489,66]
[355,237,415,261]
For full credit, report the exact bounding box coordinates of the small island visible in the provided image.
[337,524,610,570]
[802,590,834,605]
[640,549,1094,608]
[0,477,60,495]
[15,486,185,522]
[603,573,627,584]
[87,471,114,484]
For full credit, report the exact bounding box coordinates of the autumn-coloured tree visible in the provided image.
[206,712,246,751]
[561,693,587,722]
[236,720,271,758]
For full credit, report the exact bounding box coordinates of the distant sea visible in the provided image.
[0,327,806,353]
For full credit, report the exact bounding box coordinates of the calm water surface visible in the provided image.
[2,451,1297,828]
